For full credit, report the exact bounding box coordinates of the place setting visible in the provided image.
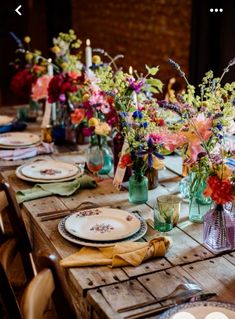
[58,207,148,248]
[0,132,54,161]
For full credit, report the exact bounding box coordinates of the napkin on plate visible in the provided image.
[0,142,54,161]
[16,175,96,203]
[60,237,172,268]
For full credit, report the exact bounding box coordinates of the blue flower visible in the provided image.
[216,122,223,131]
[132,110,143,119]
[141,122,148,128]
[119,111,127,118]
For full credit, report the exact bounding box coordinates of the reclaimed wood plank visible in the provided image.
[122,258,171,278]
[87,280,159,319]
[182,256,235,302]
[223,252,235,265]
[137,266,199,302]
[144,224,213,265]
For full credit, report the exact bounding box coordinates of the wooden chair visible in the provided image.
[0,240,76,319]
[0,179,34,281]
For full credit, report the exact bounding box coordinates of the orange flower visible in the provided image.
[71,109,85,125]
[119,154,133,169]
[204,175,234,205]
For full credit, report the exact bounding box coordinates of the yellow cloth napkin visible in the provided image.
[60,237,171,268]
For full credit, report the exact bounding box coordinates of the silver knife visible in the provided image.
[123,293,217,319]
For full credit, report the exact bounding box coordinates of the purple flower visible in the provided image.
[128,78,144,94]
[141,122,148,128]
[216,123,223,131]
[59,94,66,102]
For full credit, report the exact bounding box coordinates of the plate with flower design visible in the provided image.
[64,208,141,241]
[0,132,40,148]
[20,160,79,180]
[58,212,147,247]
[159,301,235,319]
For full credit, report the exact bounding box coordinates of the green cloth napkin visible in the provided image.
[16,175,96,203]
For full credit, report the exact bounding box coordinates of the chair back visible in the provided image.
[0,179,34,280]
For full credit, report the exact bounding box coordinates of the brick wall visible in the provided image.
[71,0,192,87]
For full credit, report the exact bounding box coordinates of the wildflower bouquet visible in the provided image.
[167,58,235,205]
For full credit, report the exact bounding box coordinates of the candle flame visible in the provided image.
[86,39,91,46]
[129,66,133,75]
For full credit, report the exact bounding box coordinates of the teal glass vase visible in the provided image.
[128,173,148,204]
[189,173,212,223]
[98,143,113,175]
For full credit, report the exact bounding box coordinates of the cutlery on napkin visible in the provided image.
[16,175,96,203]
[0,142,54,161]
[60,237,172,268]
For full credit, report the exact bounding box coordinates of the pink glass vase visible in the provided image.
[203,203,234,253]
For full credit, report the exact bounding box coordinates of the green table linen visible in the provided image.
[16,175,96,203]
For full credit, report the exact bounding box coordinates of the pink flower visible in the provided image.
[31,75,52,101]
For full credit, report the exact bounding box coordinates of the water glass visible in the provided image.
[154,195,181,232]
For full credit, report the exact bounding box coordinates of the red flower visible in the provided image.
[119,154,133,169]
[48,74,78,103]
[11,69,35,98]
[204,175,234,205]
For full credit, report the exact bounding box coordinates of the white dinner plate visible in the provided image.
[58,213,147,247]
[16,165,82,183]
[0,132,40,148]
[159,301,235,319]
[65,208,141,241]
[20,161,79,180]
[0,115,14,126]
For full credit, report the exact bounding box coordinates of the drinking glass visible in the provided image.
[154,195,181,233]
[86,145,104,179]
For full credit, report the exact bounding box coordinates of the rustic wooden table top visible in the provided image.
[1,107,235,319]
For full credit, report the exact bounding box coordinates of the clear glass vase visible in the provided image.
[128,173,148,204]
[203,204,234,253]
[189,173,212,223]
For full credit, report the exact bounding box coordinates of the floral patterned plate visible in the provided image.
[58,212,147,247]
[0,132,40,148]
[159,301,235,319]
[16,165,82,183]
[64,208,141,241]
[20,161,79,180]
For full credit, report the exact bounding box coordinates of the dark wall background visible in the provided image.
[0,0,234,106]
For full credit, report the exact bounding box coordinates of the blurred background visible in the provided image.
[0,0,234,106]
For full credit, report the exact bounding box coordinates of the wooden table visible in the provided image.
[1,109,235,319]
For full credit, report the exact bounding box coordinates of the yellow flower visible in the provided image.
[92,55,101,64]
[88,118,99,127]
[82,93,90,102]
[25,52,33,61]
[150,155,165,170]
[51,45,61,54]
[95,122,111,136]
[61,62,68,69]
[24,36,31,43]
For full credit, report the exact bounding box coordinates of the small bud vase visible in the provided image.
[128,173,148,204]
[203,203,234,253]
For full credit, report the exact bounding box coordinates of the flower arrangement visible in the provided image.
[10,34,47,100]
[167,58,235,205]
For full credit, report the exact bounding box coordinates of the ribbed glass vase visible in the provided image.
[203,204,234,253]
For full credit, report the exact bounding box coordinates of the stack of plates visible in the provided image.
[0,132,41,149]
[16,160,82,183]
[58,208,148,247]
